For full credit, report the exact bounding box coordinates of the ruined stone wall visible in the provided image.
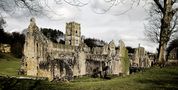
[131,46,152,68]
[92,47,103,55]
[22,18,131,81]
[23,18,53,80]
[86,60,104,75]
[118,40,130,75]
[111,58,120,75]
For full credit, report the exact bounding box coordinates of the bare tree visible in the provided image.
[145,1,178,62]
[0,0,44,16]
[144,3,162,44]
[150,0,178,65]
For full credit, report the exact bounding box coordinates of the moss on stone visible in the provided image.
[121,48,130,75]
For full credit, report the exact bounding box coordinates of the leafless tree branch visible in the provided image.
[153,0,164,13]
[63,0,89,7]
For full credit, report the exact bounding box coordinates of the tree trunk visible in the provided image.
[158,43,166,63]
[158,0,173,64]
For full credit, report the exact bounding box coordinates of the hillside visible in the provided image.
[0,53,20,76]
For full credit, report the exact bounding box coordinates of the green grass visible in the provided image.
[0,53,178,90]
[0,53,20,76]
[1,66,177,90]
[56,66,178,90]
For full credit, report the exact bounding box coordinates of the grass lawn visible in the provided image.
[0,53,178,90]
[55,66,178,90]
[0,53,20,76]
[1,66,178,90]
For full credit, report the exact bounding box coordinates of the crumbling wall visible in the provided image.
[108,40,116,56]
[77,51,86,76]
[86,59,104,75]
[23,18,53,79]
[23,18,39,76]
[92,47,103,54]
[133,46,152,68]
[52,43,75,52]
[22,18,136,81]
[111,59,120,75]
[118,40,130,75]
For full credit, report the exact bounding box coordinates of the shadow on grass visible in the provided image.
[136,66,178,90]
[1,66,178,90]
[0,76,73,90]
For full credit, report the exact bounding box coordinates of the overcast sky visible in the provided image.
[2,0,158,53]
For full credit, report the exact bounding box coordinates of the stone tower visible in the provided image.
[65,22,81,46]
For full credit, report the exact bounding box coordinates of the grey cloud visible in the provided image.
[2,0,157,52]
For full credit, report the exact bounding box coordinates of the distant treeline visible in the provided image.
[0,28,66,58]
[84,38,106,48]
[40,28,65,44]
[126,47,135,53]
[0,29,25,58]
[40,28,109,48]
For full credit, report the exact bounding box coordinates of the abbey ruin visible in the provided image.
[21,18,152,81]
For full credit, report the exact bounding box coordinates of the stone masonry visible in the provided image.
[21,18,142,81]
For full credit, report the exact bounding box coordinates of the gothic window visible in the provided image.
[71,29,72,35]
[69,40,71,45]
[76,30,78,36]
